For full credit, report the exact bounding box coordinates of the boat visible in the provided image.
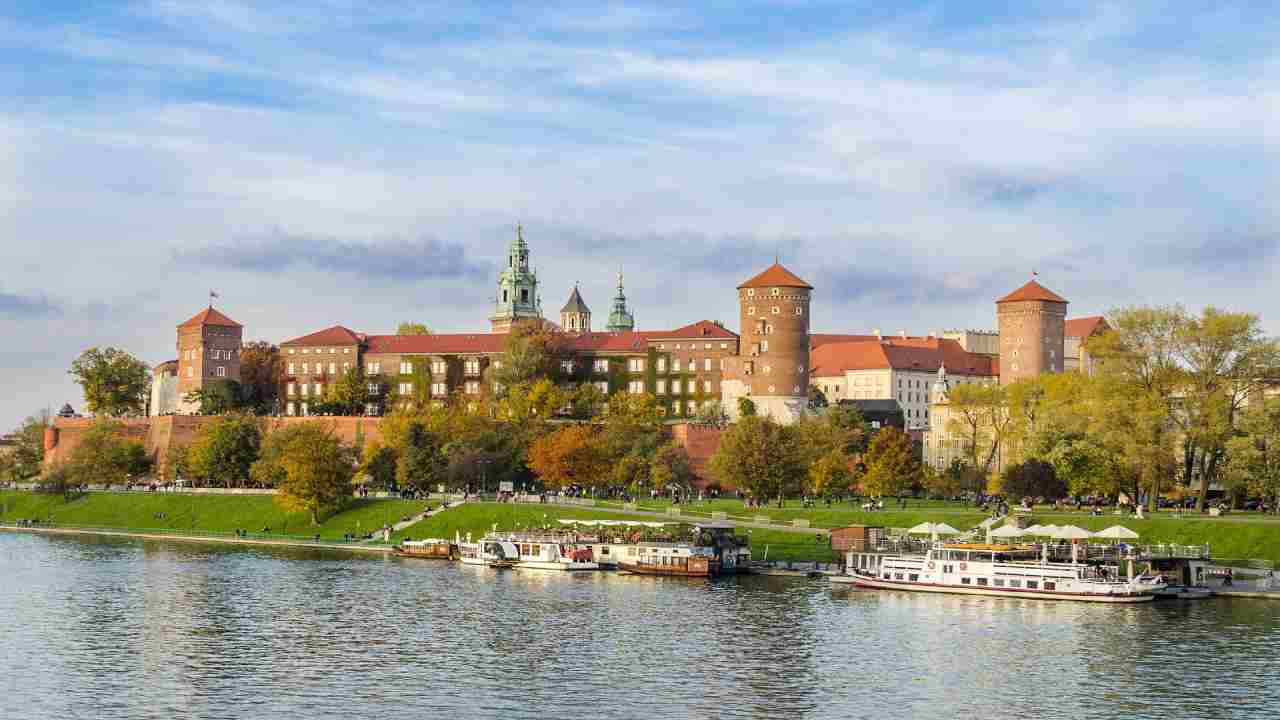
[393,538,454,559]
[457,536,519,568]
[512,539,599,571]
[832,542,1160,603]
[615,523,751,577]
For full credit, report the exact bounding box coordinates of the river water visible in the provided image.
[1,533,1277,720]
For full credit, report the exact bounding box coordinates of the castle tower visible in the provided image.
[560,284,591,334]
[606,270,635,332]
[996,278,1067,385]
[490,224,543,333]
[730,262,812,424]
[175,305,243,414]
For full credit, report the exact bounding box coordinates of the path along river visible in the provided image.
[2,532,1278,719]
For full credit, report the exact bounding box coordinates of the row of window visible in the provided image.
[654,342,731,351]
[746,306,803,316]
[884,571,1056,592]
[288,362,352,376]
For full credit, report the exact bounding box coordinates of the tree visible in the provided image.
[599,392,665,464]
[162,443,190,482]
[324,366,369,416]
[257,423,354,524]
[861,427,919,498]
[69,347,150,417]
[709,415,803,504]
[999,459,1065,501]
[613,452,651,494]
[921,464,961,499]
[1225,397,1280,513]
[239,341,282,415]
[185,414,262,487]
[528,424,610,491]
[358,443,398,490]
[737,397,757,418]
[396,421,445,490]
[808,448,852,498]
[650,441,696,496]
[692,401,730,429]
[185,379,245,415]
[944,383,1008,477]
[396,322,432,336]
[2,414,48,482]
[64,420,152,489]
[487,323,573,391]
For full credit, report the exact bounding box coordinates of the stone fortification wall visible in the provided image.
[669,423,728,491]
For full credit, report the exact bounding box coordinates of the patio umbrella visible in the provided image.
[989,524,1025,540]
[1093,525,1140,541]
[1051,524,1093,564]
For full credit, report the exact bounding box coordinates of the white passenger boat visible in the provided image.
[832,543,1160,603]
[457,536,519,568]
[509,536,599,571]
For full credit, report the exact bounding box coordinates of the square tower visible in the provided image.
[176,306,243,413]
[996,279,1067,385]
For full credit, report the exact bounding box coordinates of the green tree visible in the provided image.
[861,426,919,498]
[69,347,150,417]
[239,341,282,414]
[737,397,757,418]
[396,322,432,335]
[1226,397,1280,513]
[358,442,398,490]
[162,442,191,482]
[487,323,573,391]
[256,423,354,524]
[692,401,730,429]
[808,448,852,498]
[709,415,803,504]
[185,379,245,415]
[999,459,1065,501]
[185,414,262,487]
[613,452,651,493]
[324,366,370,416]
[944,383,1008,477]
[3,414,49,482]
[396,421,445,490]
[650,441,696,496]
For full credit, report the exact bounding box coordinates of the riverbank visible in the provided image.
[1,523,393,553]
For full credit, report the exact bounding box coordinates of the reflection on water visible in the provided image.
[2,533,1278,720]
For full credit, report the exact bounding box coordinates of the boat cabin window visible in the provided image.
[600,547,609,555]
[894,573,904,580]
[1009,580,1021,588]
[961,577,971,585]
[908,574,919,582]
[976,578,988,586]
[1043,582,1056,591]
[884,573,891,579]
[1026,581,1038,589]
[943,565,953,573]
[993,579,1005,587]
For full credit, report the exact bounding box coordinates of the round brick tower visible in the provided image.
[734,262,812,423]
[996,278,1068,385]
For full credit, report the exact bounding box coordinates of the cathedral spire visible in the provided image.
[606,266,635,332]
[490,224,542,332]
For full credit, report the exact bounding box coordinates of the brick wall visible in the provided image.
[670,422,730,491]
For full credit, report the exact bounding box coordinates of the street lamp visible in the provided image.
[478,458,494,497]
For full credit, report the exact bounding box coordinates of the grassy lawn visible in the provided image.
[0,490,426,542]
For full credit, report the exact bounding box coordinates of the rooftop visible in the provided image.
[178,306,241,329]
[281,325,364,347]
[810,337,997,377]
[1065,315,1108,339]
[996,279,1068,305]
[737,262,813,290]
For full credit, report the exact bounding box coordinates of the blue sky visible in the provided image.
[1,1,1277,428]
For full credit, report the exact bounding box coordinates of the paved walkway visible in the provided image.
[3,524,394,553]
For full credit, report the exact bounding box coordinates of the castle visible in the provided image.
[149,228,1109,435]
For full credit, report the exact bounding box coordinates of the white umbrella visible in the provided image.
[907,522,936,535]
[1051,525,1093,540]
[1030,524,1061,536]
[1093,525,1139,540]
[907,522,961,535]
[1023,524,1046,535]
[989,524,1025,540]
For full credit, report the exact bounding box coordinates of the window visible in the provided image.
[703,380,712,394]
[287,383,296,396]
[300,384,309,397]
[431,360,447,375]
[763,365,772,375]
[703,358,712,372]
[328,363,336,375]
[993,579,1005,587]
[761,340,769,352]
[367,383,379,395]
[795,306,803,315]
[771,306,780,315]
[287,348,295,355]
[628,380,644,394]
[747,306,756,315]
[595,381,608,394]
[300,402,308,416]
[687,359,695,372]
[342,363,350,373]
[1026,581,1038,589]
[1009,580,1022,588]
[656,380,666,395]
[400,362,413,375]
[302,363,310,374]
[961,577,971,585]
[746,288,755,297]
[560,360,574,373]
[672,400,681,415]
[329,348,336,354]
[687,380,696,394]
[1044,582,1056,591]
[976,578,988,586]
[212,366,224,377]
[670,380,682,395]
[493,360,503,369]
[909,574,919,582]
[627,358,644,372]
[465,381,480,394]
[288,363,295,374]
[286,402,295,416]
[656,358,666,373]
[313,383,322,396]
[302,348,310,354]
[431,382,447,396]
[894,573,904,580]
[365,403,377,416]
[344,348,351,354]
[592,359,608,373]
[398,382,412,395]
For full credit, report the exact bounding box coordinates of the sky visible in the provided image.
[1,1,1278,429]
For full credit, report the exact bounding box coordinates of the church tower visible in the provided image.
[606,270,635,332]
[490,224,543,333]
[560,284,591,334]
[996,277,1067,385]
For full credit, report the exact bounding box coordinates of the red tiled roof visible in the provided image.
[811,333,935,349]
[996,279,1067,304]
[810,338,997,378]
[569,332,652,353]
[281,325,363,347]
[1065,315,1108,339]
[179,307,241,329]
[647,320,738,340]
[364,333,507,355]
[738,263,813,290]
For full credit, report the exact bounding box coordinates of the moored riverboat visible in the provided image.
[458,536,519,568]
[393,538,454,559]
[615,523,752,577]
[504,533,599,571]
[833,543,1160,603]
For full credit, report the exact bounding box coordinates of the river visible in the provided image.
[1,532,1277,719]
